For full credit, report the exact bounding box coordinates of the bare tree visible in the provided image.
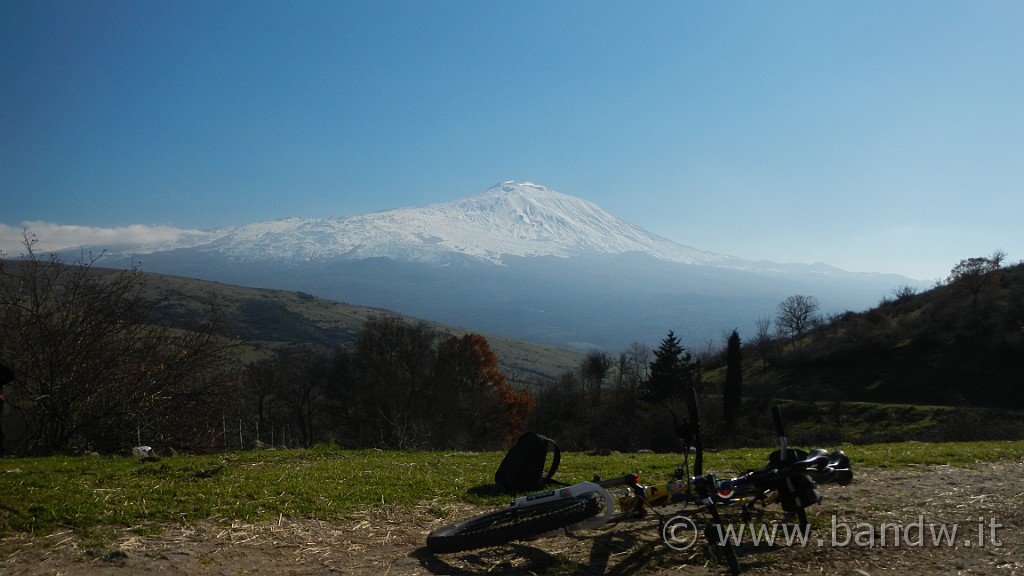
[581,350,614,406]
[775,295,820,347]
[351,314,441,448]
[752,316,773,369]
[946,251,1005,312]
[889,285,918,304]
[271,347,330,448]
[616,342,650,398]
[0,235,241,454]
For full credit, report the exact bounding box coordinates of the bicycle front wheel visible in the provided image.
[427,494,602,553]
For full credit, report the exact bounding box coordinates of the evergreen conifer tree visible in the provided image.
[723,329,743,427]
[646,330,698,402]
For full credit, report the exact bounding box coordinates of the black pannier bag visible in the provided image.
[494,432,561,493]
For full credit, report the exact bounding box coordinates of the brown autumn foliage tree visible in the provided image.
[432,333,533,449]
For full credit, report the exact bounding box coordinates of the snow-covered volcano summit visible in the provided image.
[101,181,920,349]
[188,182,731,265]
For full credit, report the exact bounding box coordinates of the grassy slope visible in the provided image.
[3,441,1022,538]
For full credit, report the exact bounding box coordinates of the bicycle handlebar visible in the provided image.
[701,448,853,497]
[591,447,850,503]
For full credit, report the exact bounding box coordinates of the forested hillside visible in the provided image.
[733,257,1024,409]
[2,246,1020,456]
[0,248,577,455]
[518,254,1024,450]
[695,255,1024,446]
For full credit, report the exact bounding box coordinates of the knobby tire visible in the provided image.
[427,494,602,553]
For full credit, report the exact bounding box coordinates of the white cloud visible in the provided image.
[0,221,217,257]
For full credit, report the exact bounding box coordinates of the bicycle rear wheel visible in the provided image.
[427,494,602,553]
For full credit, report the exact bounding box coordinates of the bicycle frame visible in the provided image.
[509,454,793,538]
[524,466,785,536]
[427,388,852,575]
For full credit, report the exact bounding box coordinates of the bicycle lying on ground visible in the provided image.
[426,389,853,575]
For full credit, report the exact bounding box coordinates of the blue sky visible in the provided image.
[2,1,1021,281]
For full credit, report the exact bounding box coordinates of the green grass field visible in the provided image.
[3,440,1023,540]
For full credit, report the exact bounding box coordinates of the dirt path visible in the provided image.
[3,461,1023,575]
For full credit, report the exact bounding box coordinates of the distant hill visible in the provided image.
[705,261,1024,411]
[95,182,925,350]
[125,269,584,382]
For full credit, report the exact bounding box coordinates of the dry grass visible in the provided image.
[4,462,1023,575]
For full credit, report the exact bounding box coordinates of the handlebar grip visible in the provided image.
[832,468,853,486]
[803,448,830,466]
[829,450,850,469]
[800,455,830,470]
[807,466,853,486]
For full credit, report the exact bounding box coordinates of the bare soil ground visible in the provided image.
[3,461,1022,575]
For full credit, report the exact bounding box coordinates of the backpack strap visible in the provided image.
[542,435,560,483]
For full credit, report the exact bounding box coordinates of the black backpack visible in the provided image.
[494,432,561,493]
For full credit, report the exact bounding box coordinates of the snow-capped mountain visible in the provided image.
[106,182,922,350]
[169,181,734,266]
